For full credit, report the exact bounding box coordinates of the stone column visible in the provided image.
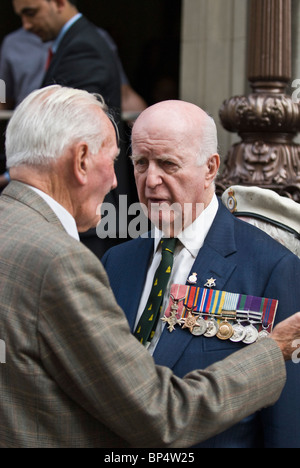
[218,0,300,201]
[180,0,248,162]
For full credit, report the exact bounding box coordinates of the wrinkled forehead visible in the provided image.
[133,101,207,137]
[132,108,202,155]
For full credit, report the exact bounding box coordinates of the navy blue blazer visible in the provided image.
[102,201,300,448]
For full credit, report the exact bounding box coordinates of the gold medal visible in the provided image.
[216,320,234,340]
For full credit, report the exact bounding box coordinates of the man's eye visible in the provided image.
[134,159,148,172]
[23,9,38,18]
[162,161,179,172]
[135,159,147,167]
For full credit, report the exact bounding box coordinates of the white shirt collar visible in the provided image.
[27,186,80,241]
[153,194,219,257]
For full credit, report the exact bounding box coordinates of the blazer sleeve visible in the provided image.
[37,247,286,448]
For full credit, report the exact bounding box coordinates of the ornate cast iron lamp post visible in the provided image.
[218,0,300,201]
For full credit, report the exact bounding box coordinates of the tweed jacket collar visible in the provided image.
[1,181,66,232]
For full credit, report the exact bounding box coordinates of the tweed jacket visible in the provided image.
[0,182,286,448]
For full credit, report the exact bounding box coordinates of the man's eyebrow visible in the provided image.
[20,7,39,15]
[130,154,142,162]
[115,149,121,161]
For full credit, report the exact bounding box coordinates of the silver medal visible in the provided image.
[204,318,219,338]
[242,324,259,344]
[257,329,271,341]
[230,323,246,343]
[191,317,207,336]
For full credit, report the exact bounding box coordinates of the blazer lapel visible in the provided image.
[43,16,86,85]
[154,201,238,368]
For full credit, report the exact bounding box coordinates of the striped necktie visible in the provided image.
[134,237,177,346]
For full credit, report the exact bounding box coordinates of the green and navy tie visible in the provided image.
[134,237,177,346]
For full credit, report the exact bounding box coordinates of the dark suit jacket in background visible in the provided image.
[102,200,300,448]
[42,15,121,109]
[42,15,135,258]
[0,182,286,448]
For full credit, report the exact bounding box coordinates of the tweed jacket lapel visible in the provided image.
[154,201,238,368]
[1,181,66,232]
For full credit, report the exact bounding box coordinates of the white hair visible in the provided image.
[196,113,218,166]
[6,85,109,168]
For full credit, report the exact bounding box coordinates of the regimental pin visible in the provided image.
[204,277,217,288]
[187,273,198,285]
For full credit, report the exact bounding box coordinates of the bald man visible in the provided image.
[102,100,300,448]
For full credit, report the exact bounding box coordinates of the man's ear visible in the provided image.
[204,154,220,188]
[52,0,64,11]
[53,0,67,9]
[73,142,89,185]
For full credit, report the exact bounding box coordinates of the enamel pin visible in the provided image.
[187,273,198,285]
[204,277,217,288]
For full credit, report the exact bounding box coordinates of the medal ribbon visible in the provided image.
[163,285,279,337]
[183,286,198,317]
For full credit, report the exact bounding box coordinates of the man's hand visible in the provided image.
[271,312,300,361]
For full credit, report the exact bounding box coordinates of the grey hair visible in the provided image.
[6,85,109,168]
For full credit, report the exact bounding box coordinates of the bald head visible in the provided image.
[132,100,218,166]
[131,100,220,235]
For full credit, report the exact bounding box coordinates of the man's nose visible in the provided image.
[111,171,118,191]
[22,17,33,32]
[145,164,162,189]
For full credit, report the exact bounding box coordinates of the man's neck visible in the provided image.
[62,5,79,24]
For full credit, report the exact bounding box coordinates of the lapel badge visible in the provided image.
[204,277,217,288]
[187,273,198,285]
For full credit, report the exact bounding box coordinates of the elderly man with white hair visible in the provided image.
[103,99,300,448]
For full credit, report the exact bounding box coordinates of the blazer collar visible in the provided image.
[1,181,66,232]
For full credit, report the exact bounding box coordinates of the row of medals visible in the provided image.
[163,301,270,345]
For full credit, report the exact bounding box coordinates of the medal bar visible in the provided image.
[162,285,278,344]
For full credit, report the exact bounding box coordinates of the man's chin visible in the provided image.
[149,213,180,237]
